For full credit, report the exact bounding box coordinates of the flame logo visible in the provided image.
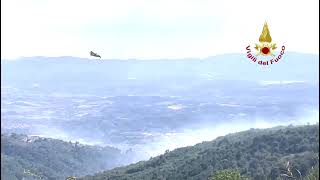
[259,22,272,43]
[245,21,286,66]
[255,22,277,56]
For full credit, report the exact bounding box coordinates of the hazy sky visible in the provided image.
[1,0,319,59]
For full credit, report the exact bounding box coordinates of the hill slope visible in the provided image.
[80,124,319,180]
[1,134,127,180]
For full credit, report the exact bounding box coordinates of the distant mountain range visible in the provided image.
[2,52,319,91]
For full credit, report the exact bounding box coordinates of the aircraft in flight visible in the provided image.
[90,51,101,58]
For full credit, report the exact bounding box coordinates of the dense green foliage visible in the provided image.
[1,134,124,180]
[304,166,319,180]
[80,125,319,180]
[209,169,249,180]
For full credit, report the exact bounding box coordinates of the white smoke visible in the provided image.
[130,108,319,160]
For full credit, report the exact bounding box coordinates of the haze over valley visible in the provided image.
[1,53,318,163]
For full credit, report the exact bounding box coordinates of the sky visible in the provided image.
[1,0,319,60]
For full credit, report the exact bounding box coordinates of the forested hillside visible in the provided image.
[1,125,318,180]
[80,124,319,180]
[1,134,125,180]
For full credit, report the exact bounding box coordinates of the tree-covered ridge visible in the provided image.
[1,133,124,180]
[80,124,319,180]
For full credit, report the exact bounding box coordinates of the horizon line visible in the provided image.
[1,51,319,61]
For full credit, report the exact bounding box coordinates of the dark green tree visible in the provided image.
[210,169,250,180]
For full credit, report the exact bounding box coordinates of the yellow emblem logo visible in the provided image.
[255,22,277,57]
[246,22,285,66]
